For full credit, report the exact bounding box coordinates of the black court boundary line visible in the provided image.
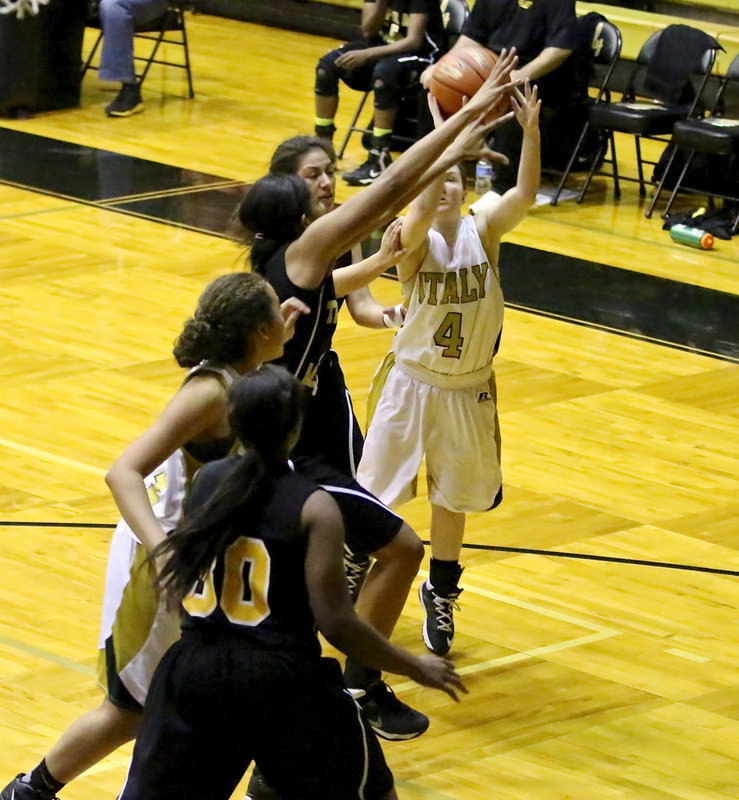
[379,271,739,365]
[504,302,739,365]
[1,521,736,577]
[3,128,737,360]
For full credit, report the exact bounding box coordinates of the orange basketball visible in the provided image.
[429,46,501,118]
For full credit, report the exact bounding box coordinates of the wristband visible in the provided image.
[382,304,405,329]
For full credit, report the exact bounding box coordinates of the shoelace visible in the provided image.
[344,553,370,595]
[432,593,460,633]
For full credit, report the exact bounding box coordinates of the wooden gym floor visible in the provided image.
[1,12,738,800]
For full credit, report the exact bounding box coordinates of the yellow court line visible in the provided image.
[418,569,617,635]
[0,438,106,477]
[0,633,95,676]
[391,630,619,694]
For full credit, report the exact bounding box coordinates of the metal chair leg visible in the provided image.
[634,135,646,196]
[661,150,694,219]
[646,143,680,218]
[577,133,607,204]
[81,30,103,76]
[337,91,371,160]
[610,132,621,199]
[179,8,195,98]
[551,121,590,206]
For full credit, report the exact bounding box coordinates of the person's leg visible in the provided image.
[343,54,428,186]
[253,658,395,800]
[354,522,424,640]
[343,521,428,741]
[343,55,406,185]
[420,381,502,654]
[418,504,466,655]
[0,699,140,800]
[314,41,373,142]
[98,0,168,116]
[47,698,140,783]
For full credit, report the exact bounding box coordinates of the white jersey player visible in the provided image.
[358,81,541,655]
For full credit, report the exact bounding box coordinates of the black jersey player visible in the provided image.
[117,366,465,800]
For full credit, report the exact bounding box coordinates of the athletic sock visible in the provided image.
[25,759,66,798]
[429,557,463,597]
[315,117,336,140]
[371,130,392,153]
[344,659,382,690]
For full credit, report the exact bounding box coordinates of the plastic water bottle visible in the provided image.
[669,223,714,250]
[474,159,494,195]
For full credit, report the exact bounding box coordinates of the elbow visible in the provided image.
[521,188,538,207]
[406,34,424,53]
[105,462,120,491]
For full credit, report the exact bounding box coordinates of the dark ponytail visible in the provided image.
[151,366,308,607]
[236,174,311,274]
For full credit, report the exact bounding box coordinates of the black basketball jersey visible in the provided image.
[260,244,339,392]
[376,0,445,56]
[181,458,322,656]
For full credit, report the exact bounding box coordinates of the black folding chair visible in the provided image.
[650,54,739,231]
[82,1,194,98]
[574,24,719,207]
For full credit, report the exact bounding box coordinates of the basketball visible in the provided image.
[429,47,501,118]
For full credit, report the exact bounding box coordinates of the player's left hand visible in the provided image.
[376,217,406,266]
[510,79,541,133]
[426,93,445,130]
[280,297,311,341]
[335,50,371,72]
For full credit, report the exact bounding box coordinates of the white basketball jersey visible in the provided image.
[393,215,504,388]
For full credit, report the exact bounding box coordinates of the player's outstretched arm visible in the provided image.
[475,80,541,245]
[287,50,519,288]
[303,490,467,701]
[332,218,405,297]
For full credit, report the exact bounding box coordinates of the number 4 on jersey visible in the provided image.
[433,312,464,359]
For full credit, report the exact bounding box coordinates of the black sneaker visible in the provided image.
[342,149,391,186]
[344,548,371,602]
[0,776,55,800]
[419,580,461,656]
[356,680,429,740]
[105,83,144,117]
[244,767,279,800]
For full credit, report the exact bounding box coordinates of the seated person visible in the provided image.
[315,0,445,186]
[97,0,168,117]
[422,0,578,193]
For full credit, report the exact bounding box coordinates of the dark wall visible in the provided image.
[193,0,360,41]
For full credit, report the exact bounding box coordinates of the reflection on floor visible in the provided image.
[0,124,737,361]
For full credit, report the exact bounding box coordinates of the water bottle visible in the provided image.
[669,223,714,250]
[474,159,494,195]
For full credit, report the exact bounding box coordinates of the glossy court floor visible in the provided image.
[0,11,739,800]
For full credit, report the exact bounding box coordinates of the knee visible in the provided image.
[100,698,141,741]
[376,523,424,571]
[99,0,124,23]
[372,62,401,110]
[315,54,340,96]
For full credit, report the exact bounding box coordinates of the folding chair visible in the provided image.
[650,54,739,231]
[82,1,194,98]
[574,24,719,207]
[337,0,468,159]
[549,16,622,206]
